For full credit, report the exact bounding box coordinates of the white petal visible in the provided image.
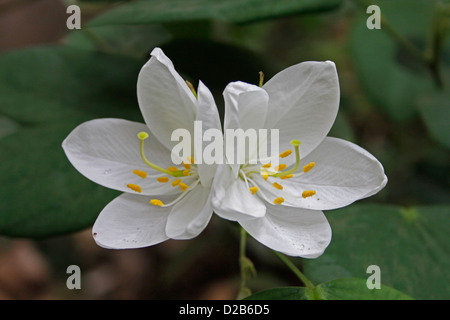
[62,118,180,196]
[137,48,197,149]
[165,184,213,240]
[92,193,171,249]
[263,61,340,161]
[223,81,269,169]
[239,204,331,258]
[195,80,222,187]
[212,164,266,221]
[266,137,388,210]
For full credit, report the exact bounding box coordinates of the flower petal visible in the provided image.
[62,118,180,196]
[195,80,222,187]
[137,48,197,149]
[223,81,269,169]
[239,204,331,258]
[212,164,266,221]
[263,61,340,161]
[92,193,171,249]
[262,137,388,210]
[165,184,213,240]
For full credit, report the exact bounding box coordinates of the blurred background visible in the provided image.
[0,0,448,300]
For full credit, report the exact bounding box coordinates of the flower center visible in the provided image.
[126,131,199,207]
[240,139,317,205]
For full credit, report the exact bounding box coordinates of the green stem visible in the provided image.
[272,250,315,290]
[237,227,255,299]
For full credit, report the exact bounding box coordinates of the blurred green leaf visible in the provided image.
[64,24,172,59]
[246,278,413,300]
[0,123,119,238]
[0,46,142,124]
[88,0,343,27]
[304,204,450,300]
[0,45,144,237]
[350,0,444,122]
[245,286,309,300]
[418,90,450,149]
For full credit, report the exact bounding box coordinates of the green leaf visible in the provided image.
[350,0,440,122]
[0,45,142,124]
[63,24,172,59]
[418,90,450,149]
[88,0,343,27]
[245,286,310,300]
[303,204,450,300]
[246,278,413,300]
[0,123,119,238]
[0,45,144,237]
[314,278,413,300]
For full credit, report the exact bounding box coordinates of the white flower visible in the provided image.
[212,61,388,258]
[62,48,221,249]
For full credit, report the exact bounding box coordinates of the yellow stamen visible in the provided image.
[187,156,195,164]
[272,139,301,178]
[302,190,316,198]
[183,169,190,176]
[150,199,164,206]
[274,164,287,171]
[279,150,292,158]
[182,162,191,170]
[127,184,142,193]
[259,71,264,87]
[262,173,269,181]
[133,169,147,179]
[280,174,293,180]
[172,179,181,187]
[303,162,315,173]
[167,167,179,172]
[185,80,198,99]
[179,183,189,192]
[156,177,169,183]
[249,186,258,195]
[272,182,283,190]
[262,163,271,168]
[273,197,284,205]
[138,133,184,177]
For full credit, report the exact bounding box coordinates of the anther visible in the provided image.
[182,162,191,170]
[127,184,142,193]
[187,156,195,164]
[249,186,258,195]
[133,169,147,179]
[280,174,293,180]
[167,167,179,172]
[172,179,181,187]
[262,163,271,168]
[183,169,190,176]
[156,177,169,183]
[273,197,284,205]
[302,190,316,198]
[274,164,287,171]
[150,199,164,206]
[303,162,315,173]
[262,173,269,181]
[179,183,189,192]
[279,150,292,158]
[272,182,283,190]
